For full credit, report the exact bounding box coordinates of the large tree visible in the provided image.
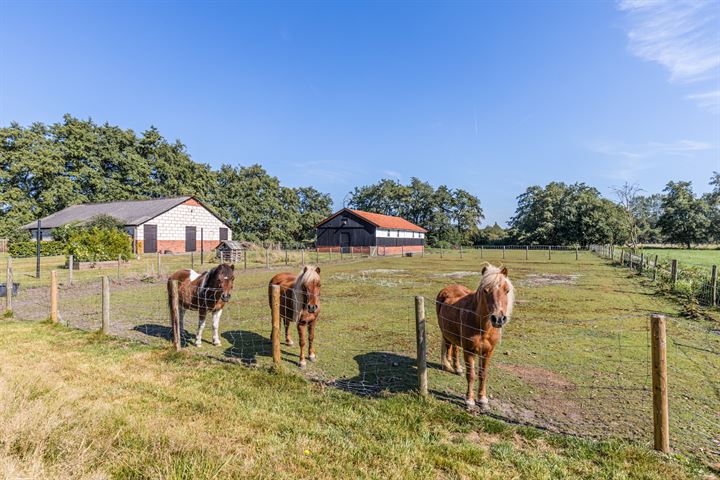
[657,181,710,248]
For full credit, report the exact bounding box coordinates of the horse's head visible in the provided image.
[478,265,514,328]
[210,263,235,302]
[296,265,321,321]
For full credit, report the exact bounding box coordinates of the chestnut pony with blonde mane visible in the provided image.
[436,265,515,408]
[268,265,321,368]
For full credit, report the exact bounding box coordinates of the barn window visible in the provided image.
[341,216,348,226]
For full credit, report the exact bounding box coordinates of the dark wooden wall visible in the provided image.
[316,211,375,247]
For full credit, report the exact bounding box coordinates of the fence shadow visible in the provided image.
[222,330,272,365]
[328,351,425,396]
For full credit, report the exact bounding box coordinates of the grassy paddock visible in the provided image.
[6,249,720,468]
[636,247,719,269]
[0,320,709,479]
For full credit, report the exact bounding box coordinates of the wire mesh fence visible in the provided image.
[5,247,719,462]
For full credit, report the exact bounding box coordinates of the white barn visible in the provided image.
[23,196,232,254]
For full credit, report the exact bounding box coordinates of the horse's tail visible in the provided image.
[167,278,179,348]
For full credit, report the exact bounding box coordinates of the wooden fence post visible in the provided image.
[653,255,658,281]
[459,245,463,260]
[285,249,289,265]
[301,249,305,266]
[50,270,58,323]
[480,245,483,259]
[548,246,551,261]
[271,285,281,369]
[68,254,73,286]
[650,314,669,453]
[575,246,579,261]
[525,245,528,260]
[670,260,678,288]
[5,256,12,314]
[629,252,634,270]
[316,247,320,264]
[156,252,162,278]
[191,252,195,270]
[639,253,644,273]
[415,295,428,397]
[243,250,247,270]
[503,246,506,260]
[101,276,110,334]
[265,248,270,269]
[711,265,717,308]
[200,228,204,265]
[440,247,443,259]
[117,254,122,280]
[171,279,180,351]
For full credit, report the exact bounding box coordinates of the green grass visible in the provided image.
[637,247,719,270]
[6,248,720,471]
[0,320,710,479]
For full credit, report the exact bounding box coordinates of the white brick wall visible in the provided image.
[136,204,231,241]
[376,229,424,239]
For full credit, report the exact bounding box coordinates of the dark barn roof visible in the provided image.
[317,208,427,233]
[22,196,214,229]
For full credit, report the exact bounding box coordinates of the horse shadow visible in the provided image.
[221,330,273,366]
[132,323,196,347]
[329,351,446,397]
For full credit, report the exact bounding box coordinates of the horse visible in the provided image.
[436,265,515,408]
[268,265,321,368]
[167,263,235,347]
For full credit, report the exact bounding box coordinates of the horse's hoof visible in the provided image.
[478,397,489,408]
[286,339,294,346]
[212,339,221,346]
[465,399,476,409]
[308,354,317,362]
[455,368,464,375]
[299,360,307,369]
[195,341,202,347]
[441,364,454,373]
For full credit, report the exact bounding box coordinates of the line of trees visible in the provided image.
[2,116,717,249]
[0,115,332,244]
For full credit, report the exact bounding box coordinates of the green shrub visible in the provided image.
[8,241,66,258]
[66,227,132,262]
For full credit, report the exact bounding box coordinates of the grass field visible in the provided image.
[4,249,720,477]
[637,247,719,270]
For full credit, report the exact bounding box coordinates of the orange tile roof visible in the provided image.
[349,209,427,232]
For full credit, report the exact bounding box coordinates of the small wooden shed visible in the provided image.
[215,240,244,263]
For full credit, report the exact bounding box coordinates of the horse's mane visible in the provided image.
[479,265,515,317]
[291,265,320,322]
[200,264,233,291]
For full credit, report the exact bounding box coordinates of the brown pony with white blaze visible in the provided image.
[268,265,321,368]
[436,265,515,408]
[167,264,235,347]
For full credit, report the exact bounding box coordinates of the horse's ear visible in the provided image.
[230,264,235,270]
[481,266,488,275]
[315,266,321,274]
[303,266,309,273]
[501,266,508,276]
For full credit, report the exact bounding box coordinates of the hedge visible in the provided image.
[9,241,66,258]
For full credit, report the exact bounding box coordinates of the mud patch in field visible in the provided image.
[433,271,481,279]
[358,269,406,275]
[519,273,579,288]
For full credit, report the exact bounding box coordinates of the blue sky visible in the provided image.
[1,1,718,225]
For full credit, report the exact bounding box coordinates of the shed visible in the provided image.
[215,240,244,263]
[315,208,427,256]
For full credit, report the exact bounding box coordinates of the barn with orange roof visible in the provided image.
[315,208,427,256]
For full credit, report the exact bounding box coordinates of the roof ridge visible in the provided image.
[74,195,191,207]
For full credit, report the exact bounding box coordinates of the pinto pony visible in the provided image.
[268,265,321,368]
[436,265,515,408]
[167,264,235,347]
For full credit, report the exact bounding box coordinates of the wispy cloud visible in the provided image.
[619,0,720,83]
[686,89,720,113]
[618,0,720,111]
[591,139,713,159]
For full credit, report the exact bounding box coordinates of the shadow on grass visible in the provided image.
[132,323,196,347]
[328,351,447,397]
[221,329,272,366]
